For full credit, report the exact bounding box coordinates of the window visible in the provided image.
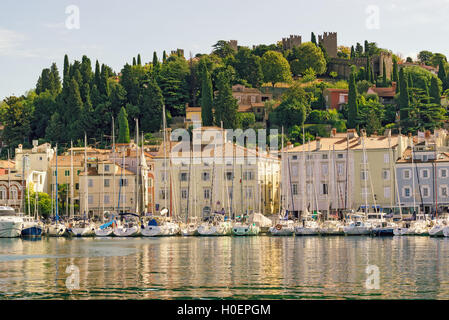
[10,187,18,200]
[337,163,344,176]
[161,172,167,182]
[322,154,328,160]
[384,187,391,198]
[421,169,429,179]
[65,170,70,176]
[87,179,93,188]
[292,184,298,195]
[292,155,297,160]
[88,195,93,205]
[245,187,253,199]
[180,172,188,182]
[440,169,448,178]
[440,186,448,197]
[0,187,6,200]
[251,95,256,103]
[337,154,344,159]
[76,183,79,190]
[322,184,328,195]
[243,171,254,180]
[422,186,430,198]
[403,187,411,198]
[384,153,390,163]
[104,165,110,172]
[119,179,128,186]
[160,190,167,200]
[104,179,110,188]
[362,187,369,199]
[202,171,210,181]
[423,155,428,162]
[361,170,368,181]
[104,195,110,204]
[39,157,43,161]
[204,189,211,199]
[382,169,390,180]
[225,172,233,181]
[181,189,188,199]
[403,170,411,180]
[321,164,328,176]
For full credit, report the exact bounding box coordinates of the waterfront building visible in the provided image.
[153,127,280,219]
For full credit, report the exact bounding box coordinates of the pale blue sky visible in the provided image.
[1,0,449,100]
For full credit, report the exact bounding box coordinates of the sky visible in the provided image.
[1,0,449,100]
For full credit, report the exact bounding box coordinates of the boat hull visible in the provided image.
[294,227,320,236]
[372,228,394,236]
[343,227,371,235]
[113,226,141,237]
[269,226,294,236]
[95,228,114,237]
[0,221,22,238]
[232,225,260,236]
[46,224,66,237]
[21,225,43,237]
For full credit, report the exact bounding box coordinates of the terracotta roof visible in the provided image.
[397,148,449,163]
[0,160,15,169]
[323,88,349,93]
[238,105,253,112]
[367,87,396,98]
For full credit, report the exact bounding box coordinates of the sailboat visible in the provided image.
[270,127,294,236]
[142,106,180,237]
[180,140,199,236]
[46,144,67,237]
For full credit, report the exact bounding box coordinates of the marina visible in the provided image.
[2,236,449,299]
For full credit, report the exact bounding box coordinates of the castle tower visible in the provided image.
[318,32,337,58]
[281,35,302,50]
[228,40,238,51]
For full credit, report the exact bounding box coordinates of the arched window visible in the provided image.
[0,186,6,200]
[9,186,18,200]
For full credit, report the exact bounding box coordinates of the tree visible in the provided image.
[200,62,214,126]
[117,107,130,143]
[137,54,142,66]
[429,77,441,104]
[350,45,355,59]
[99,64,110,97]
[311,32,317,46]
[418,50,433,65]
[261,51,292,86]
[289,42,326,76]
[0,95,33,147]
[392,59,399,92]
[66,78,84,140]
[152,51,160,77]
[212,40,236,58]
[233,47,263,87]
[139,76,164,132]
[398,68,410,124]
[45,112,64,144]
[382,59,387,86]
[213,71,238,129]
[347,70,358,129]
[430,53,447,67]
[438,60,447,91]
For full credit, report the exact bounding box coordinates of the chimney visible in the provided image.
[331,128,337,137]
[425,130,431,139]
[316,137,321,150]
[347,129,356,139]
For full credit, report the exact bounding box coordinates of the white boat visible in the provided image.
[198,214,232,236]
[318,215,345,236]
[69,220,96,237]
[269,219,295,236]
[343,213,372,235]
[180,222,199,236]
[95,220,116,237]
[429,220,447,237]
[46,221,67,237]
[141,218,180,237]
[295,213,320,236]
[232,221,260,236]
[0,206,23,238]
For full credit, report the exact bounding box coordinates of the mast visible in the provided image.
[70,141,74,217]
[392,135,402,218]
[280,127,284,217]
[411,137,417,215]
[112,116,116,213]
[55,144,59,222]
[7,150,11,209]
[163,105,168,214]
[135,118,139,215]
[84,134,88,219]
[302,126,307,215]
[362,135,368,215]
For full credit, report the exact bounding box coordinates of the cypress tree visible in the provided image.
[429,77,441,104]
[408,72,414,89]
[152,51,160,76]
[350,46,355,59]
[398,68,410,123]
[392,59,399,92]
[117,107,130,143]
[137,54,142,66]
[132,57,136,66]
[63,54,70,81]
[163,51,167,63]
[347,69,358,129]
[311,32,317,46]
[139,76,164,133]
[66,78,84,140]
[99,64,110,97]
[94,60,101,88]
[213,71,238,129]
[438,60,447,90]
[365,57,371,81]
[382,59,387,86]
[200,64,214,126]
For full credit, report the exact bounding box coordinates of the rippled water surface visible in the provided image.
[1,236,449,299]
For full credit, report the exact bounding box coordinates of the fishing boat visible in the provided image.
[0,206,23,238]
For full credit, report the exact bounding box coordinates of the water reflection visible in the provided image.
[1,237,449,299]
